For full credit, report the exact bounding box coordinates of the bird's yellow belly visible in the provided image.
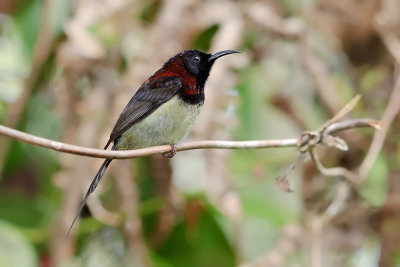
[116,95,202,150]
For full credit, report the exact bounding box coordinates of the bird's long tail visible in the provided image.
[67,158,113,236]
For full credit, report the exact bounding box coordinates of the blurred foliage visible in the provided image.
[359,154,389,206]
[191,24,220,52]
[157,209,235,267]
[0,221,37,267]
[0,16,30,103]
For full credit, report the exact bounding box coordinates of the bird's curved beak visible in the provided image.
[208,50,241,62]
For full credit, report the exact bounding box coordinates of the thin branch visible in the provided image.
[0,118,377,159]
[324,119,381,135]
[276,153,307,192]
[320,95,361,131]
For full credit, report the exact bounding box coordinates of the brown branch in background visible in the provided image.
[309,181,350,267]
[310,215,323,267]
[300,38,342,116]
[114,160,152,267]
[0,0,55,176]
[322,181,350,223]
[86,194,121,227]
[374,0,400,63]
[149,155,178,246]
[359,75,400,178]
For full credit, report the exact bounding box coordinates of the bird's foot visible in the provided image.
[162,144,177,158]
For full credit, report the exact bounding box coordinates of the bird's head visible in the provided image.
[180,49,240,88]
[160,49,240,89]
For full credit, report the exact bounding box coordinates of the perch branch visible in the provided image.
[0,118,377,160]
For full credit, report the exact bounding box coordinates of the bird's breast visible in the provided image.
[116,95,202,150]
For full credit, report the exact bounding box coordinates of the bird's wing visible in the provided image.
[104,75,182,149]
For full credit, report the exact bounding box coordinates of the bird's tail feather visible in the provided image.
[67,158,112,236]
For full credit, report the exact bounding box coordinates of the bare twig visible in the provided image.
[324,119,381,134]
[276,153,307,192]
[322,181,350,223]
[320,95,361,131]
[297,95,366,151]
[86,195,122,226]
[309,149,360,184]
[0,118,377,159]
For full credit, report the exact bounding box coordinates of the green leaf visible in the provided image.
[0,194,44,228]
[140,0,162,24]
[191,24,220,51]
[157,208,235,267]
[14,0,42,54]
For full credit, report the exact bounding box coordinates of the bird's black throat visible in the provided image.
[179,89,205,105]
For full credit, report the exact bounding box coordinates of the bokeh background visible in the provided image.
[0,0,399,266]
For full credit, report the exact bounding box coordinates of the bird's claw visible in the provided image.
[162,144,177,158]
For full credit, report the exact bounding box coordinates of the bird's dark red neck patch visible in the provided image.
[154,58,205,104]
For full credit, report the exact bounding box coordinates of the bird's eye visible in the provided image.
[193,55,200,62]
